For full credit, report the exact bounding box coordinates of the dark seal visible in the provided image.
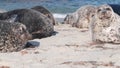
[0,21,32,52]
[31,6,56,25]
[0,9,54,39]
[109,4,120,15]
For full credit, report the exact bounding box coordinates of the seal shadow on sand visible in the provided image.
[24,31,58,48]
[24,41,40,48]
[52,31,59,36]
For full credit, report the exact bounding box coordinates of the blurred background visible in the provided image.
[1,0,120,13]
[1,0,120,20]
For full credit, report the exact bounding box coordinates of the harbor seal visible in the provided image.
[64,5,96,29]
[91,4,120,43]
[64,12,78,25]
[31,6,56,25]
[0,9,54,39]
[0,21,32,52]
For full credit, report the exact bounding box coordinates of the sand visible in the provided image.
[0,24,120,68]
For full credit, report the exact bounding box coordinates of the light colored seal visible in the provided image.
[91,4,120,43]
[64,5,96,29]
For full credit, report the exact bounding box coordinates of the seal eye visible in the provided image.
[97,9,101,12]
[106,8,111,11]
[91,14,94,17]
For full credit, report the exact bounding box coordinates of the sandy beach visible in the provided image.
[1,0,120,68]
[0,24,120,68]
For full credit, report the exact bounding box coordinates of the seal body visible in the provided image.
[0,21,31,52]
[91,4,120,43]
[64,12,78,25]
[64,5,96,29]
[0,9,54,39]
[31,6,56,25]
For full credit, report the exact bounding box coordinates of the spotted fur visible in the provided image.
[0,21,32,52]
[64,5,96,29]
[91,4,120,43]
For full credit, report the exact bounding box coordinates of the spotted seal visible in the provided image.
[31,6,56,25]
[64,5,96,29]
[0,21,31,52]
[91,4,120,43]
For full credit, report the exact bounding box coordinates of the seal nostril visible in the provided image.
[102,11,106,14]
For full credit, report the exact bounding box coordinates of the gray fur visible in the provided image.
[31,6,56,25]
[0,9,54,39]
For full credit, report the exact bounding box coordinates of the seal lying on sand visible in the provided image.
[0,9,54,39]
[91,4,120,43]
[64,5,96,29]
[31,6,56,25]
[64,12,78,25]
[0,21,31,52]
